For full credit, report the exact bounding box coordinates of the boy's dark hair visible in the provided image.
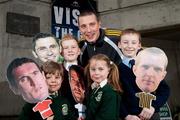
[6,57,40,93]
[41,61,64,80]
[32,33,58,51]
[78,9,100,23]
[120,28,141,43]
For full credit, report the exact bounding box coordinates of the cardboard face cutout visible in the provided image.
[133,48,167,108]
[7,58,49,103]
[69,65,85,103]
[133,54,166,93]
[33,36,63,63]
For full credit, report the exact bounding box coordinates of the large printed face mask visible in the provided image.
[33,37,61,63]
[133,54,167,93]
[13,62,49,103]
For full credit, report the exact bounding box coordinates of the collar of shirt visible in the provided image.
[64,61,78,71]
[91,79,107,89]
[122,56,134,68]
[99,79,108,88]
[91,82,99,89]
[49,91,58,98]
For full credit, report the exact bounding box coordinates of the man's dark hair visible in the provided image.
[78,9,100,23]
[6,57,41,94]
[32,33,58,51]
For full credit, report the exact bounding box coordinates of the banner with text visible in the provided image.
[52,0,96,40]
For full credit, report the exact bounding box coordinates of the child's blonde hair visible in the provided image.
[85,54,123,93]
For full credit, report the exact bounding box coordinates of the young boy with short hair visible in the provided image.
[120,47,170,120]
[118,28,141,68]
[59,34,81,71]
[59,34,83,104]
[118,29,170,120]
[41,61,77,120]
[59,34,86,119]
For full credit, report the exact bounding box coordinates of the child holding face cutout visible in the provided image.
[120,47,170,120]
[41,61,77,120]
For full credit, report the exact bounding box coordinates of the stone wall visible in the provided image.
[0,0,51,116]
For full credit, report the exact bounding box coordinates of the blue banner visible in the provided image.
[51,0,96,39]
